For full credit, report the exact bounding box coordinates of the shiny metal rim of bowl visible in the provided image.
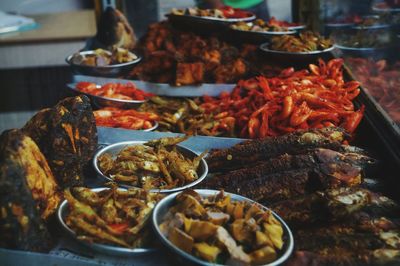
[152,189,295,266]
[334,44,395,51]
[231,27,297,36]
[259,42,335,55]
[57,187,156,256]
[93,140,208,193]
[66,50,142,69]
[67,84,148,105]
[167,13,256,23]
[287,24,306,30]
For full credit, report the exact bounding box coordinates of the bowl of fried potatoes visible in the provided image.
[153,189,294,266]
[57,185,164,256]
[93,136,208,193]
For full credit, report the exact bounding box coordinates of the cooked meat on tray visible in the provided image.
[0,129,59,252]
[129,22,280,85]
[23,95,98,188]
[206,127,349,171]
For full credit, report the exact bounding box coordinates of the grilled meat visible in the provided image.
[0,129,58,252]
[287,248,400,266]
[202,148,373,189]
[23,95,98,188]
[272,187,399,227]
[206,127,349,172]
[131,22,255,85]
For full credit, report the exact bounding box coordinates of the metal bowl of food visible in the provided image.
[334,44,398,60]
[57,187,161,256]
[67,83,148,109]
[152,189,294,266]
[259,42,335,65]
[229,27,297,44]
[93,139,208,193]
[66,49,141,77]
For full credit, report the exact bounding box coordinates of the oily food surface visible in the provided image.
[76,82,154,101]
[130,22,281,85]
[269,31,332,52]
[94,107,158,130]
[201,58,364,138]
[64,185,163,248]
[160,190,285,265]
[70,48,137,66]
[103,58,364,138]
[98,137,206,190]
[170,6,253,19]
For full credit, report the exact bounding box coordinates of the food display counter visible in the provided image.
[1,2,400,266]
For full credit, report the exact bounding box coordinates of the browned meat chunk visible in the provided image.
[0,129,58,252]
[23,95,98,188]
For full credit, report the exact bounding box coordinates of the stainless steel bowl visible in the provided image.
[334,44,398,60]
[229,27,297,44]
[287,24,306,31]
[259,42,335,65]
[93,140,208,193]
[67,83,147,109]
[57,187,156,256]
[152,189,294,266]
[66,50,141,77]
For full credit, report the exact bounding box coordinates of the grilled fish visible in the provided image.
[207,127,349,172]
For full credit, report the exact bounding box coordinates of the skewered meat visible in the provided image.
[202,148,373,190]
[206,127,349,172]
[0,129,58,252]
[23,96,98,188]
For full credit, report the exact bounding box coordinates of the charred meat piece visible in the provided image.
[271,188,373,227]
[206,127,348,172]
[23,95,98,188]
[271,187,399,226]
[176,62,204,86]
[0,129,57,252]
[201,148,373,190]
[287,248,400,266]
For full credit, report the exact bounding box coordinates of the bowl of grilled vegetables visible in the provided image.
[94,136,208,193]
[153,189,294,266]
[66,47,141,77]
[259,31,334,65]
[57,185,164,256]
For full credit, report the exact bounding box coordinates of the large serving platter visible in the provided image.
[70,75,235,97]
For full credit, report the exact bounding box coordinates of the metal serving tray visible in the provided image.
[71,75,235,97]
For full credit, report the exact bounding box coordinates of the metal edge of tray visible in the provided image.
[71,75,236,97]
[343,64,400,167]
